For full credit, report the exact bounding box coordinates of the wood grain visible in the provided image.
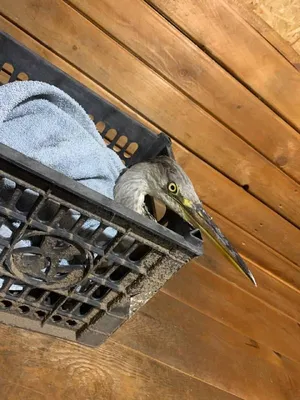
[69,0,300,184]
[240,0,300,53]
[293,40,300,60]
[148,0,300,129]
[174,143,300,267]
[2,291,300,400]
[1,385,46,400]
[207,206,300,295]
[2,1,300,268]
[226,0,300,67]
[0,324,242,400]
[0,15,160,133]
[114,292,300,400]
[163,255,300,363]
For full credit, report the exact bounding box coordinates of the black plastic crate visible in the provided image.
[0,32,202,346]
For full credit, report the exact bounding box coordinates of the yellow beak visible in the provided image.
[177,196,257,286]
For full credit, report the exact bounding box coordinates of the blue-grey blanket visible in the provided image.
[0,80,124,197]
[0,81,125,289]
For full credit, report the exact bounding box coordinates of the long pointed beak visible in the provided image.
[179,198,257,286]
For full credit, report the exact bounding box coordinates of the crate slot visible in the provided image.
[0,62,14,85]
[16,72,29,81]
[18,305,30,314]
[1,299,12,309]
[78,303,93,316]
[110,266,130,282]
[27,288,45,301]
[52,314,62,322]
[128,244,151,262]
[91,285,111,300]
[61,298,78,312]
[96,120,106,133]
[35,310,46,319]
[124,142,139,158]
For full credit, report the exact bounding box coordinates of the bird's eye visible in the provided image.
[168,182,178,194]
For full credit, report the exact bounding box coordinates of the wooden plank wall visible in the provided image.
[242,0,300,56]
[0,1,300,399]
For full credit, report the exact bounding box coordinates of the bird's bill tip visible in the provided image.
[247,269,257,287]
[179,199,257,286]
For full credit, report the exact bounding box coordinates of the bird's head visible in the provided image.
[114,156,256,286]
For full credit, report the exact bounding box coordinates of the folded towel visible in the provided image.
[0,81,125,290]
[0,80,124,197]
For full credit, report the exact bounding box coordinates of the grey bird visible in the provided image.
[114,156,256,286]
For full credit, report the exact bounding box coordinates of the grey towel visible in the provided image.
[0,81,125,290]
[0,80,124,198]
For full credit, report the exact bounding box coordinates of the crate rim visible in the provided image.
[0,143,202,256]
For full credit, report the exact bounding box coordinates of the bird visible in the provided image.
[114,155,257,286]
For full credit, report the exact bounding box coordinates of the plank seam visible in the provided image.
[207,204,300,286]
[162,284,300,366]
[59,1,300,235]
[62,0,268,150]
[108,339,245,399]
[63,0,300,186]
[192,258,300,327]
[144,0,300,134]
[205,201,300,269]
[224,0,300,71]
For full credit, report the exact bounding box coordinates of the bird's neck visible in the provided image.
[114,166,151,214]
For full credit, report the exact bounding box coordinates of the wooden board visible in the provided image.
[0,380,46,400]
[2,290,300,400]
[163,256,300,363]
[174,143,300,266]
[207,206,300,296]
[228,0,300,67]
[0,15,160,133]
[148,0,300,129]
[241,0,300,50]
[114,292,300,400]
[0,324,241,400]
[294,39,300,57]
[69,0,300,184]
[2,0,300,221]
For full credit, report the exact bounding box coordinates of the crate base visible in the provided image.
[0,311,76,341]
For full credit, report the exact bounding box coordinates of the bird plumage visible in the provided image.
[114,156,199,217]
[114,156,256,286]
